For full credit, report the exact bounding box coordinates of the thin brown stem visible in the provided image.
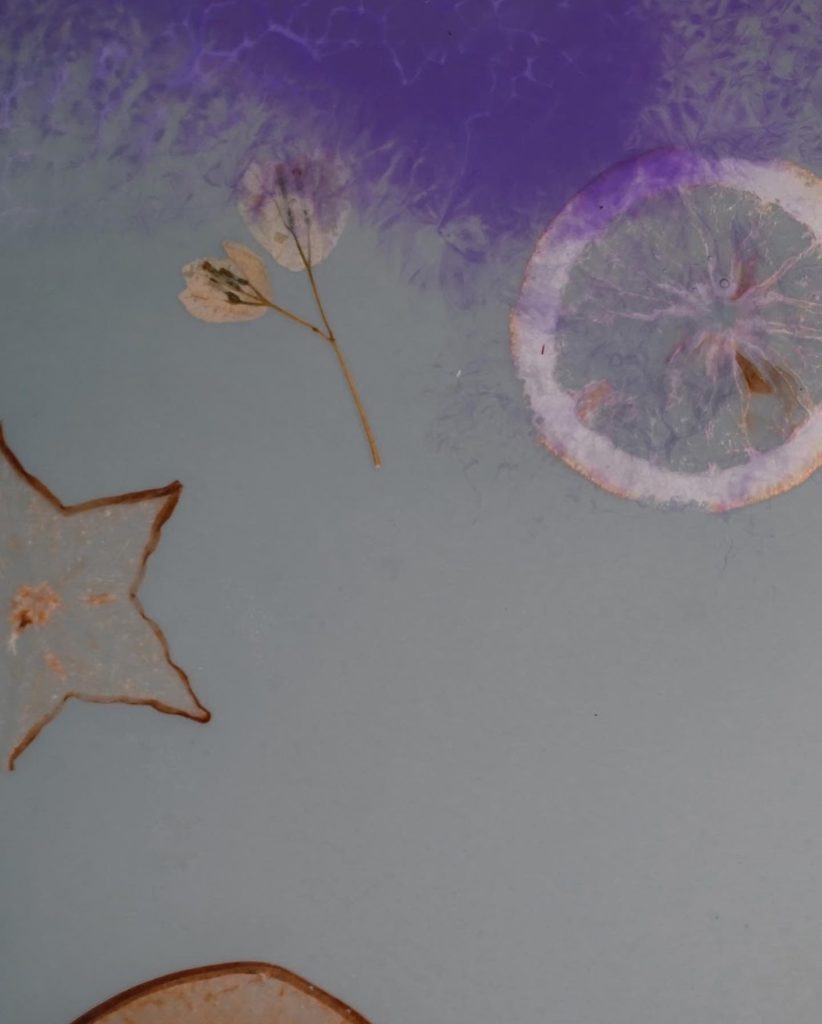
[256,282,382,466]
[264,300,329,341]
[328,334,382,468]
[265,221,382,467]
[304,262,334,339]
[243,283,329,341]
[289,236,381,467]
[306,264,381,467]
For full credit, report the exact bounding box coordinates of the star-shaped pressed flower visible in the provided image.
[0,426,210,770]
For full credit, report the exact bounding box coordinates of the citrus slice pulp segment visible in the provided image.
[511,151,822,510]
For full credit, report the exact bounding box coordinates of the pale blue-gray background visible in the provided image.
[2,203,822,1024]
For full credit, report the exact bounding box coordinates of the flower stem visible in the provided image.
[267,226,382,468]
[328,334,382,468]
[304,261,382,469]
[261,287,382,467]
[259,296,328,340]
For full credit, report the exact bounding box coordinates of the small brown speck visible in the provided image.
[44,652,66,680]
[9,582,61,636]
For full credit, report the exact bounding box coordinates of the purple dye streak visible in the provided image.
[0,0,659,280]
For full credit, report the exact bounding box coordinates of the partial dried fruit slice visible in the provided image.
[70,962,372,1024]
[511,150,822,510]
[0,424,209,770]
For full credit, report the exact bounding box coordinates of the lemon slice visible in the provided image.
[511,151,822,510]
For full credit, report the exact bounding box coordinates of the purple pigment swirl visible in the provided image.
[0,0,660,284]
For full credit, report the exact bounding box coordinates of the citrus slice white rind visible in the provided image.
[511,150,822,511]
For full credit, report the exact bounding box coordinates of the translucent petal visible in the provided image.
[238,155,350,271]
[179,259,269,323]
[222,241,272,302]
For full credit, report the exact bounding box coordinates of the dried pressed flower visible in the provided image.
[237,153,351,271]
[178,242,273,323]
[180,152,380,467]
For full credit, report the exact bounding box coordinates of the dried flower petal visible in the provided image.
[221,241,272,302]
[237,154,351,271]
[178,252,271,324]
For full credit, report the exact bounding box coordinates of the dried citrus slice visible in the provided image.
[511,150,822,510]
[70,962,371,1024]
